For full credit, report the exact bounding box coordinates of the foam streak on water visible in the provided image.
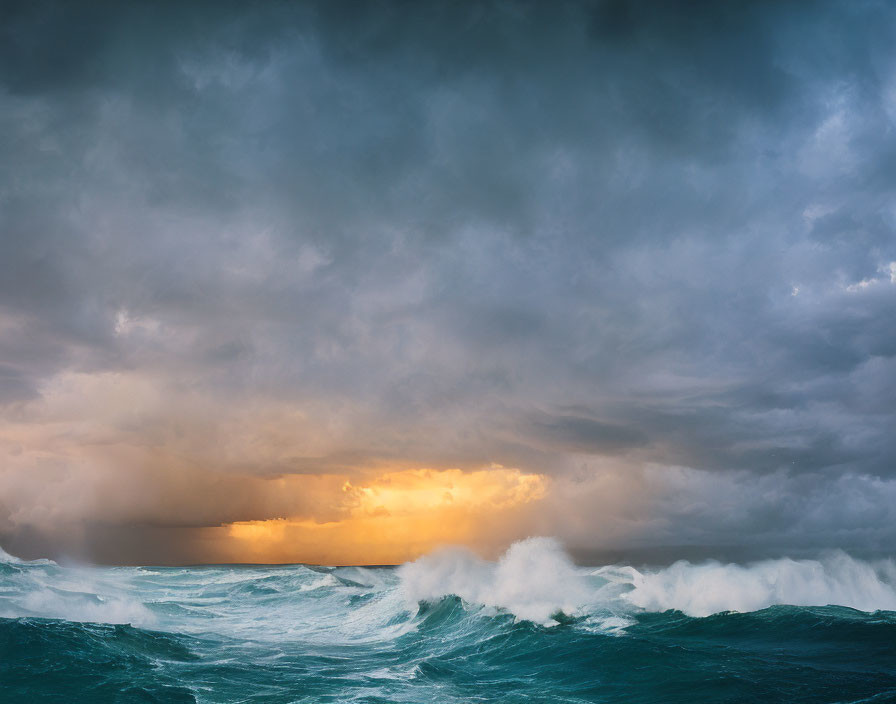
[2,538,895,703]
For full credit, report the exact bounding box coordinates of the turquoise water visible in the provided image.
[2,540,895,703]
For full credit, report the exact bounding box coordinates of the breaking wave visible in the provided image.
[399,537,590,624]
[612,551,896,617]
[399,536,896,621]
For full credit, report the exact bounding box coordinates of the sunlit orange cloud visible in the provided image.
[217,467,548,564]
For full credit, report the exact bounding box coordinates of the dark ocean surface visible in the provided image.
[2,539,895,703]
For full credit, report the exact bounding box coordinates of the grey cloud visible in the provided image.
[1,0,895,561]
[0,363,33,402]
[524,411,648,455]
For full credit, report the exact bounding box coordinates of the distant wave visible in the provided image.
[2,540,896,628]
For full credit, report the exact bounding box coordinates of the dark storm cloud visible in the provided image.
[525,411,648,455]
[1,0,895,561]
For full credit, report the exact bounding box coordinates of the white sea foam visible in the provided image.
[0,545,23,563]
[398,537,590,625]
[399,539,896,622]
[0,565,157,626]
[612,551,896,617]
[299,574,342,591]
[15,587,157,626]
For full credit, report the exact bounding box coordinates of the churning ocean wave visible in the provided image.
[1,538,895,703]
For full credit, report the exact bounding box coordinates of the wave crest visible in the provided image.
[398,537,590,624]
[399,539,896,622]
[613,552,896,617]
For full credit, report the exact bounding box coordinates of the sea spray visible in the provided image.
[398,537,590,624]
[610,551,896,617]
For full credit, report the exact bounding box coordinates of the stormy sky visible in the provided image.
[1,0,895,564]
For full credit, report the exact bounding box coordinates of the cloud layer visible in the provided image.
[1,0,895,563]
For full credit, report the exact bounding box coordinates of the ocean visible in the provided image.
[2,538,895,703]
